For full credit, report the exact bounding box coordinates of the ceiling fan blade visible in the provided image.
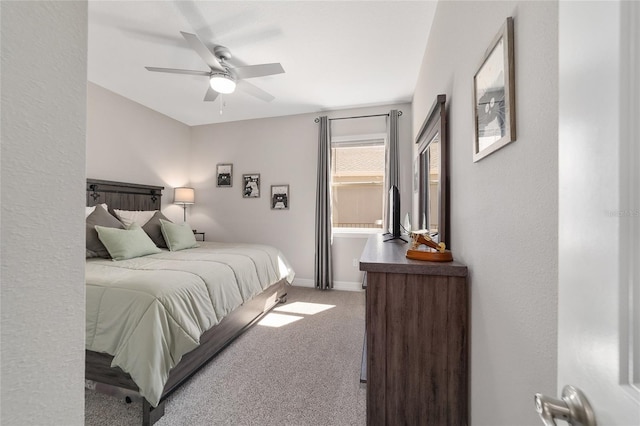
[180,31,225,72]
[204,86,219,102]
[233,63,285,80]
[145,67,211,76]
[236,80,275,102]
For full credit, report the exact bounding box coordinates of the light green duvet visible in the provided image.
[86,242,295,407]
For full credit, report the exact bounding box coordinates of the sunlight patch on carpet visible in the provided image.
[257,312,304,328]
[274,302,335,315]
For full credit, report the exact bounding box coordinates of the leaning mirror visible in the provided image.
[416,94,449,247]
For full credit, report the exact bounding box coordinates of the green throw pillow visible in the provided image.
[159,219,198,251]
[95,223,161,261]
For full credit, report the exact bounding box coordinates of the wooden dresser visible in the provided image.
[359,234,469,425]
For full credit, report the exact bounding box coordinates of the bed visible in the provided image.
[84,179,293,425]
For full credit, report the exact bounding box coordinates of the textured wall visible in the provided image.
[412,1,559,424]
[86,83,191,222]
[1,1,87,424]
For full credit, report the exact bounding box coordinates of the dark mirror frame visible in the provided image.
[416,94,449,247]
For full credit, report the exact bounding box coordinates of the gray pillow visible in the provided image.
[95,223,162,261]
[159,219,198,251]
[86,205,124,258]
[142,211,171,248]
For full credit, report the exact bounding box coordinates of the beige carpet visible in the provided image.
[85,285,366,425]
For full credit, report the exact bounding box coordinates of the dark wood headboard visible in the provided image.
[86,179,164,212]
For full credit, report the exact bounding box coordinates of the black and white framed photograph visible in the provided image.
[216,163,233,187]
[271,185,289,210]
[473,16,516,162]
[242,174,260,198]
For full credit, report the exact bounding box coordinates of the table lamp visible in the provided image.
[174,187,195,222]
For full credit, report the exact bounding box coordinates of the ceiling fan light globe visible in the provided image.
[209,74,236,94]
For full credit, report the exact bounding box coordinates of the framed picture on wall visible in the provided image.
[271,185,289,210]
[216,163,233,187]
[473,16,516,162]
[242,174,260,198]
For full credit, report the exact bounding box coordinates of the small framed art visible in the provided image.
[473,16,516,162]
[271,185,289,210]
[216,163,233,187]
[242,174,260,198]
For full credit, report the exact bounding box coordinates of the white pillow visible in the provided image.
[113,209,157,227]
[85,203,108,218]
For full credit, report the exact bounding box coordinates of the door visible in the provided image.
[555,1,640,424]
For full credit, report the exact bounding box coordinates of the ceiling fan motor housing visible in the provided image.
[213,45,232,62]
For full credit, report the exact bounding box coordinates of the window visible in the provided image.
[331,135,386,229]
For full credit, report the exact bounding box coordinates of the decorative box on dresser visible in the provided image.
[359,234,469,425]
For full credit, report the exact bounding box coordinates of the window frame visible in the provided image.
[331,133,387,234]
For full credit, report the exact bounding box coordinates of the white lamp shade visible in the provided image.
[174,187,195,205]
[209,74,236,94]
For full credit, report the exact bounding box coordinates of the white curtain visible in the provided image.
[314,116,333,290]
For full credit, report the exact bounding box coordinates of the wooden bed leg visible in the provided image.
[142,399,165,426]
[278,292,288,304]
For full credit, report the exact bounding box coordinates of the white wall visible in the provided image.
[1,1,87,424]
[86,82,191,222]
[412,1,558,424]
[189,103,412,288]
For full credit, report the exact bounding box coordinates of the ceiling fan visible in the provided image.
[145,31,284,102]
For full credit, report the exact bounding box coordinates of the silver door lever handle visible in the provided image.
[534,385,597,426]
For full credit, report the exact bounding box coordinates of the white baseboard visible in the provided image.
[292,278,363,292]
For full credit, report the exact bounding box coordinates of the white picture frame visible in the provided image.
[473,17,516,162]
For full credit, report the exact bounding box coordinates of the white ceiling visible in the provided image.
[88,1,437,126]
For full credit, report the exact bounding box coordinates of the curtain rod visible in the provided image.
[314,111,402,123]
